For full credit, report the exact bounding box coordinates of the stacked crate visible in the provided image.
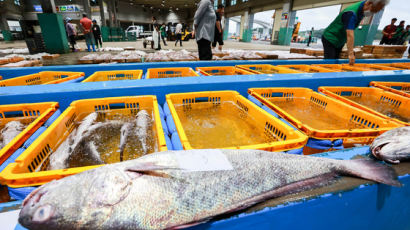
[362,45,407,59]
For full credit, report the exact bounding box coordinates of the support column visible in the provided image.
[0,15,12,42]
[40,0,56,13]
[99,0,106,26]
[239,13,246,40]
[239,10,253,42]
[83,0,91,17]
[38,0,69,53]
[223,17,229,40]
[277,0,296,46]
[100,0,110,42]
[112,0,118,27]
[236,22,241,38]
[271,9,282,44]
[108,0,114,27]
[355,9,384,46]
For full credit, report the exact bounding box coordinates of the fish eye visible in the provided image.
[32,205,54,223]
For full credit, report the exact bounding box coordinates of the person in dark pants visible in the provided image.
[322,0,388,65]
[160,23,167,46]
[194,0,216,60]
[307,27,314,47]
[80,13,96,52]
[212,4,225,51]
[380,18,397,45]
[175,22,183,47]
[65,17,77,52]
[92,20,102,49]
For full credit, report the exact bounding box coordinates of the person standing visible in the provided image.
[307,27,314,47]
[212,4,225,51]
[392,20,405,45]
[322,0,388,65]
[160,23,167,46]
[80,13,96,52]
[380,18,397,45]
[151,17,157,31]
[152,25,161,50]
[397,25,410,45]
[92,19,102,50]
[175,22,183,47]
[65,17,77,52]
[193,0,216,60]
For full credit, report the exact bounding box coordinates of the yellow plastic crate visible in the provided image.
[277,65,339,73]
[0,71,84,87]
[379,63,410,70]
[236,64,303,74]
[248,88,400,140]
[146,67,199,79]
[0,102,59,167]
[348,64,402,71]
[166,90,307,151]
[319,87,409,126]
[196,66,255,76]
[0,96,167,188]
[312,64,371,72]
[82,70,143,82]
[370,81,410,98]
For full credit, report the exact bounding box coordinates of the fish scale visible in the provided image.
[19,149,400,230]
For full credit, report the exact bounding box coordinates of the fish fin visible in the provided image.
[125,163,180,179]
[339,159,401,187]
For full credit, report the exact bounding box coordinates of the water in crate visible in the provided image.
[0,119,32,149]
[47,109,158,170]
[346,94,409,123]
[269,97,365,130]
[259,69,278,74]
[174,101,276,149]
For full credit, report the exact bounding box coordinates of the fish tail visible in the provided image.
[339,159,401,187]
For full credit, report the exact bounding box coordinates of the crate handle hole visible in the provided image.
[340,91,353,97]
[195,97,209,103]
[109,103,126,110]
[271,92,284,98]
[4,110,24,118]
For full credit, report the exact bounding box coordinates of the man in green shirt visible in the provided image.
[160,23,168,46]
[392,20,405,45]
[322,0,389,65]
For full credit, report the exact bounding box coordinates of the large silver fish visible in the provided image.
[19,149,400,230]
[371,127,410,164]
[135,110,151,155]
[49,120,124,170]
[119,122,133,161]
[0,120,24,149]
[70,112,98,150]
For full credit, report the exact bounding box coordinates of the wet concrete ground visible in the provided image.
[0,40,293,66]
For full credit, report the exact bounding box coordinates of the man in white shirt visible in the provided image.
[175,22,183,47]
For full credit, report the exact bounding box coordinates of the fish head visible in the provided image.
[19,167,132,229]
[136,110,150,119]
[371,127,410,164]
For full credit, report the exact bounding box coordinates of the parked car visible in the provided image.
[125,25,143,38]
